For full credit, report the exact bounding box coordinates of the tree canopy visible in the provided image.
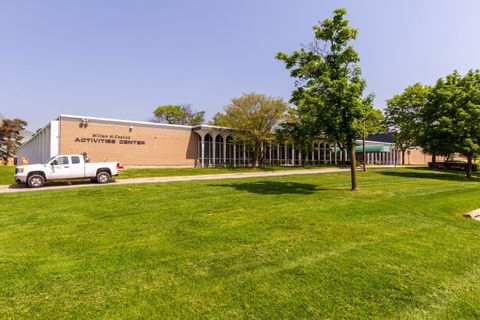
[276,8,374,190]
[211,92,288,167]
[0,118,28,163]
[418,70,480,178]
[153,104,205,126]
[360,99,385,171]
[385,83,430,164]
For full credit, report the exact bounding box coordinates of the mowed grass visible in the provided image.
[1,168,480,318]
[0,166,14,185]
[0,165,335,185]
[118,165,335,180]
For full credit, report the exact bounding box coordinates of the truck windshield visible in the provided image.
[43,156,57,164]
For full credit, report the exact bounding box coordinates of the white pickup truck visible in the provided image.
[14,154,123,188]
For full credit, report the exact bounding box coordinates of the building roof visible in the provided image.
[59,114,193,130]
[366,133,394,143]
[58,114,227,131]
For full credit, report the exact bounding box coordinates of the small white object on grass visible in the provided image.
[463,208,480,220]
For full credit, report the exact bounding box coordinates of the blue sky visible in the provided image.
[1,0,479,130]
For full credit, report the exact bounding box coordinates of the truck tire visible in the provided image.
[96,171,111,184]
[27,174,45,188]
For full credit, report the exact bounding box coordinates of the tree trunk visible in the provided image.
[349,142,359,191]
[362,134,366,172]
[431,152,436,165]
[258,148,265,167]
[258,142,265,167]
[401,149,406,165]
[466,155,473,180]
[251,144,258,168]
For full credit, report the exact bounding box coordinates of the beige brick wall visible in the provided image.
[59,118,198,166]
[404,148,467,165]
[404,148,431,165]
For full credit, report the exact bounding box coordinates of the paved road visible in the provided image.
[0,168,351,194]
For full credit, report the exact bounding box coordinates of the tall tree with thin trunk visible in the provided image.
[276,8,373,190]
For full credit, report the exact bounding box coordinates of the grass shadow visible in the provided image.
[380,167,480,182]
[7,179,118,189]
[212,181,322,195]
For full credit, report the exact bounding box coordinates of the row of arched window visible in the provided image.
[197,133,338,167]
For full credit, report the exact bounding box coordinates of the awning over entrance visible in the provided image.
[336,144,392,153]
[356,144,391,153]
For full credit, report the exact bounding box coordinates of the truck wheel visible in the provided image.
[96,171,111,184]
[27,174,45,188]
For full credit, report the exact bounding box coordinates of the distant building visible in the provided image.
[367,132,467,165]
[18,114,423,167]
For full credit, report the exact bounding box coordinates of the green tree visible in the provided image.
[211,93,288,168]
[419,70,480,179]
[153,104,205,126]
[276,8,373,190]
[417,80,454,164]
[385,83,430,164]
[360,96,385,171]
[0,118,28,163]
[276,107,318,165]
[457,70,480,178]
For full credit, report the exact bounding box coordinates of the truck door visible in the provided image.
[47,156,71,180]
[69,156,85,179]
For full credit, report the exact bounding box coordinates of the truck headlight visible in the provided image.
[16,168,24,174]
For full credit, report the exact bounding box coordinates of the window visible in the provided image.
[71,156,81,164]
[53,156,69,165]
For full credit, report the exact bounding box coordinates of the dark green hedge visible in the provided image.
[428,161,478,172]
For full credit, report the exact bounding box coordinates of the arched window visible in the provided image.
[319,143,325,162]
[196,133,203,166]
[226,136,234,165]
[215,135,223,165]
[272,143,279,165]
[204,134,213,166]
[286,144,293,165]
[313,143,319,163]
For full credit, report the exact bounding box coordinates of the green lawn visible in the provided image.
[118,165,335,179]
[1,168,480,318]
[0,165,335,185]
[0,166,14,185]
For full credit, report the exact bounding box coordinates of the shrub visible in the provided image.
[428,161,478,172]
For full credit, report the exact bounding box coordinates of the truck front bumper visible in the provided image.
[14,174,27,184]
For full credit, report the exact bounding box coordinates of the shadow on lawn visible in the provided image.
[380,167,480,182]
[212,181,321,195]
[7,179,117,189]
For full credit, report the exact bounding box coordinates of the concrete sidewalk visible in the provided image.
[0,167,351,194]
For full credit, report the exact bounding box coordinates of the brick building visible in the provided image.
[18,114,430,167]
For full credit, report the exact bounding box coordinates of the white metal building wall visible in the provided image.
[17,121,60,164]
